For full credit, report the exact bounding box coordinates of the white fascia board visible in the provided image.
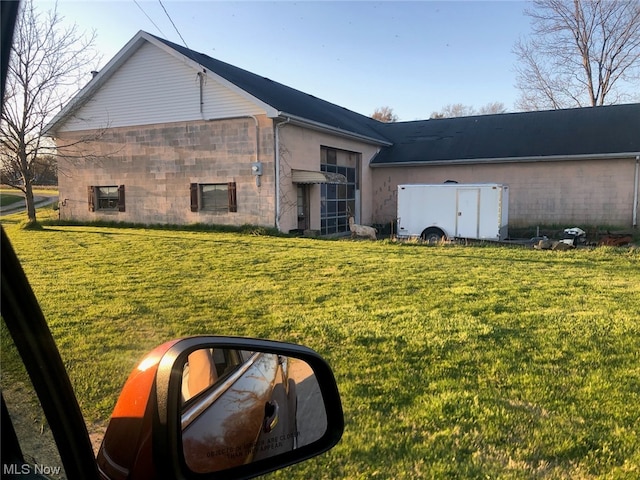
[277,112,392,147]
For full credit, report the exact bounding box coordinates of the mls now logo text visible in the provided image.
[3,463,62,475]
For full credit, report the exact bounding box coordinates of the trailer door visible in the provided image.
[456,188,480,238]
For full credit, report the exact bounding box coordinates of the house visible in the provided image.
[45,31,640,234]
[46,31,389,235]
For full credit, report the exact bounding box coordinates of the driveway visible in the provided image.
[0,195,58,216]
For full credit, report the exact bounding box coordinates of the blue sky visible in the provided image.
[45,1,533,121]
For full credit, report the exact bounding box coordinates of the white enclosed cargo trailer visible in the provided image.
[396,183,509,241]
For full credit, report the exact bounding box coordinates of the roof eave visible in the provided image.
[276,112,392,146]
[370,151,640,167]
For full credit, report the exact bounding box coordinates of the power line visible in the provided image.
[132,0,167,38]
[158,0,190,50]
[134,0,206,74]
[155,0,206,73]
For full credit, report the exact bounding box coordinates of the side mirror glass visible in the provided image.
[180,348,327,473]
[151,337,343,480]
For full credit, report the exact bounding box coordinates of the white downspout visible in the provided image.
[197,71,206,119]
[274,118,290,231]
[633,156,639,228]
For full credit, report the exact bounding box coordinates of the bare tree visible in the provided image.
[430,103,475,119]
[514,0,640,110]
[371,106,399,122]
[430,102,507,119]
[478,102,508,115]
[0,0,99,224]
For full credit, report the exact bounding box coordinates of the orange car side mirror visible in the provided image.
[98,337,344,480]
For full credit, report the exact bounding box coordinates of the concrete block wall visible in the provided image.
[371,158,639,228]
[56,116,277,227]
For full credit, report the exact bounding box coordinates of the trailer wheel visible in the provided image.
[420,227,446,244]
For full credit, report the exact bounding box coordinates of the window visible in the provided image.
[321,147,337,165]
[88,185,125,212]
[190,182,237,213]
[320,148,358,235]
[201,185,228,212]
[182,348,254,403]
[97,187,118,209]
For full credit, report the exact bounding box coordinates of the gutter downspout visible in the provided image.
[197,71,205,119]
[633,156,639,228]
[274,118,290,231]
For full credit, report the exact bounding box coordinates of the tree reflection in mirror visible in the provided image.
[180,348,328,473]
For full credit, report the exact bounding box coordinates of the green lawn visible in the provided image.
[0,192,23,207]
[2,214,639,479]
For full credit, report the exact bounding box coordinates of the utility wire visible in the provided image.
[158,0,190,50]
[133,0,167,38]
[156,0,207,73]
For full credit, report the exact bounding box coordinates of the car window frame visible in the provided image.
[1,5,97,478]
[1,228,99,479]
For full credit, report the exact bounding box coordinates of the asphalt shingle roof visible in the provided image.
[371,103,640,165]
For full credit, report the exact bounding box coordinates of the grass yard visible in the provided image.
[1,213,639,479]
[0,193,23,207]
